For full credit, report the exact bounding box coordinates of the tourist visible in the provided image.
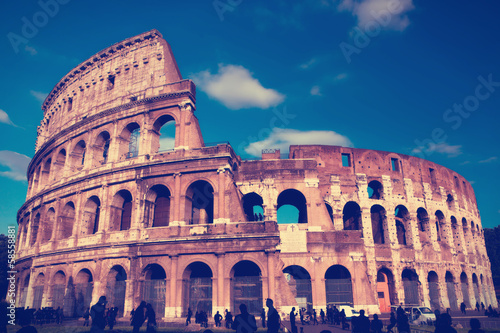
[468,318,485,333]
[370,313,383,333]
[232,304,257,333]
[352,309,370,333]
[289,307,297,333]
[83,307,90,327]
[90,296,107,333]
[387,312,396,333]
[214,311,222,327]
[186,307,192,326]
[266,299,280,333]
[312,309,318,325]
[15,311,37,333]
[320,308,326,324]
[475,302,480,312]
[261,308,266,328]
[146,303,156,333]
[340,309,349,330]
[131,301,147,333]
[460,302,466,315]
[396,308,410,333]
[434,313,457,333]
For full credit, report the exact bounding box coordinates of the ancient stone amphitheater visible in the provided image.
[15,30,497,319]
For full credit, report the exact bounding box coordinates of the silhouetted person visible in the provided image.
[387,312,396,333]
[214,311,222,327]
[481,302,485,310]
[320,308,325,324]
[266,299,280,333]
[352,309,370,333]
[312,309,319,325]
[186,307,192,326]
[299,308,304,325]
[370,313,383,333]
[468,318,485,333]
[475,302,480,312]
[83,308,90,326]
[15,310,37,333]
[396,308,410,333]
[289,307,297,333]
[226,310,233,328]
[460,302,466,315]
[261,308,266,328]
[146,303,156,333]
[132,301,147,333]
[435,313,457,333]
[258,213,263,221]
[232,304,257,333]
[340,309,348,330]
[90,296,107,333]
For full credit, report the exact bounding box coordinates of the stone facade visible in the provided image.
[15,30,497,319]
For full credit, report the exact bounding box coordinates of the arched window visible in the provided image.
[325,265,353,306]
[183,262,213,316]
[395,205,410,245]
[58,202,75,239]
[402,269,419,305]
[110,190,133,231]
[230,261,262,315]
[377,268,396,312]
[152,114,176,152]
[52,271,66,311]
[343,201,361,230]
[428,271,440,310]
[460,272,470,308]
[141,264,167,317]
[71,140,86,169]
[435,210,445,242]
[41,208,55,244]
[417,208,430,244]
[283,266,313,312]
[242,192,264,221]
[119,123,140,159]
[82,196,101,235]
[41,158,51,186]
[371,205,386,244]
[446,272,458,310]
[106,266,127,317]
[94,131,111,166]
[30,212,41,246]
[368,180,383,199]
[186,181,214,224]
[277,189,307,224]
[75,269,93,317]
[53,149,66,176]
[145,185,171,227]
[33,273,45,310]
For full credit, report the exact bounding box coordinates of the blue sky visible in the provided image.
[0,0,499,232]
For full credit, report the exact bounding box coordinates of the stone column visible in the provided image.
[215,253,225,314]
[167,255,178,317]
[172,173,182,225]
[267,251,275,303]
[215,168,228,223]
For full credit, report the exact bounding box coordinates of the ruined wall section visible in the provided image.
[36,29,182,151]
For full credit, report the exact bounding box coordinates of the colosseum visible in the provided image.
[14,29,497,320]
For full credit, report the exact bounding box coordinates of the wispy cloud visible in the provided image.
[24,45,38,56]
[333,73,348,81]
[299,57,318,70]
[333,0,415,31]
[191,64,285,110]
[0,109,17,127]
[0,150,31,182]
[30,90,48,104]
[478,156,497,164]
[245,128,353,156]
[310,86,322,96]
[412,142,462,157]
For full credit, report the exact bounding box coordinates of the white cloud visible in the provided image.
[310,86,322,96]
[336,0,415,31]
[299,57,318,70]
[0,150,31,182]
[334,73,348,81]
[245,128,353,157]
[25,45,38,56]
[30,90,48,104]
[191,64,285,110]
[412,142,462,157]
[0,109,16,126]
[478,156,497,164]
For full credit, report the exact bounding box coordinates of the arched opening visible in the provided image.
[153,115,176,152]
[377,268,395,313]
[480,274,490,306]
[447,194,454,210]
[30,212,40,246]
[53,148,66,175]
[183,262,213,316]
[41,208,55,244]
[145,185,171,227]
[186,180,214,225]
[325,202,334,224]
[445,272,458,310]
[427,271,440,310]
[462,218,472,252]
[75,269,93,317]
[41,158,51,186]
[395,205,410,245]
[110,190,133,231]
[277,189,307,224]
[451,216,462,252]
[142,264,167,318]
[242,193,264,221]
[368,180,383,199]
[93,131,111,166]
[52,271,66,311]
[120,123,140,159]
[82,196,100,235]
[371,205,387,244]
[402,269,419,305]
[230,261,262,315]
[19,274,30,308]
[435,210,445,242]
[472,274,480,307]
[283,266,313,312]
[460,272,470,308]
[58,202,75,239]
[33,273,45,310]
[417,208,430,244]
[21,219,28,248]
[343,201,361,230]
[325,265,353,306]
[106,266,127,317]
[71,140,86,169]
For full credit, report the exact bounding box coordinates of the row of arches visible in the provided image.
[30,116,177,196]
